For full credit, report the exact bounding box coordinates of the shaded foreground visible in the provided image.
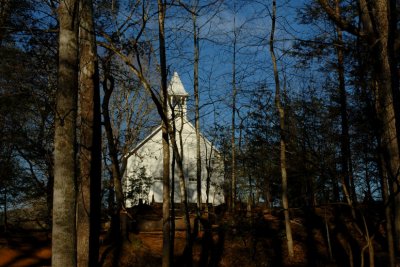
[0,204,393,266]
[0,230,51,267]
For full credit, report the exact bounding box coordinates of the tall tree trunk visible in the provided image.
[334,0,356,206]
[3,186,6,233]
[231,7,237,212]
[171,104,193,265]
[169,101,193,266]
[158,1,172,266]
[269,0,294,258]
[205,139,213,212]
[372,12,400,256]
[373,78,397,266]
[102,67,126,241]
[52,1,79,266]
[379,153,395,267]
[170,148,176,264]
[365,78,396,267]
[77,0,101,265]
[170,130,192,265]
[193,1,202,218]
[373,33,400,259]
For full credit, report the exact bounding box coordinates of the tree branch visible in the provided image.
[317,0,365,38]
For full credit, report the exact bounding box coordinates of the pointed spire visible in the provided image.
[167,72,188,119]
[167,72,189,96]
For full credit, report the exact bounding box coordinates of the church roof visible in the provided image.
[167,72,189,96]
[130,117,220,155]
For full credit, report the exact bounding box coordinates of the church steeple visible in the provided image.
[167,72,188,118]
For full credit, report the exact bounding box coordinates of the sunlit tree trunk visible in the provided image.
[269,0,294,258]
[170,140,176,264]
[158,1,172,266]
[52,0,79,266]
[77,0,101,265]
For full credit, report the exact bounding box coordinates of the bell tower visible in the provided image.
[167,72,189,119]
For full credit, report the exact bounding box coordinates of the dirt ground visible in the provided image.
[0,213,304,267]
[0,207,392,267]
[0,231,51,267]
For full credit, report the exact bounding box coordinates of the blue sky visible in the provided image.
[160,0,313,134]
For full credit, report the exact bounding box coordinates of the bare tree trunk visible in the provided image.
[3,186,6,233]
[52,1,79,266]
[161,58,172,267]
[170,131,192,265]
[102,66,126,241]
[377,138,396,267]
[77,0,101,265]
[158,1,172,266]
[204,137,214,214]
[171,106,193,264]
[373,57,400,253]
[170,148,176,264]
[334,0,356,206]
[192,1,202,218]
[231,7,237,212]
[168,103,192,265]
[363,78,396,267]
[269,0,294,258]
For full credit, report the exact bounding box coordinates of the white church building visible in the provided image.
[124,72,225,207]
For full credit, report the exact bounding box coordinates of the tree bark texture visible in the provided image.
[52,1,79,266]
[170,128,193,263]
[379,153,395,267]
[102,66,126,241]
[193,4,202,215]
[77,0,101,265]
[169,102,192,266]
[170,147,176,263]
[269,0,294,258]
[158,1,172,266]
